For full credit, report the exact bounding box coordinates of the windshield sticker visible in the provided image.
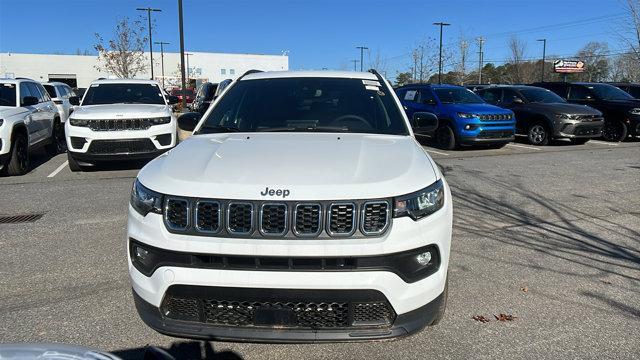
[362,80,381,87]
[91,84,100,87]
[2,84,15,88]
[404,90,417,101]
[365,85,380,91]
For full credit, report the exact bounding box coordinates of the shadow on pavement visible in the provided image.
[112,341,243,360]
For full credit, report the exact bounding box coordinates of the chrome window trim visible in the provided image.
[326,202,357,237]
[259,203,288,237]
[194,200,222,234]
[360,200,391,236]
[163,196,190,231]
[226,202,254,235]
[292,203,323,237]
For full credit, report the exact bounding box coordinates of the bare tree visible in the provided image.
[619,0,640,60]
[94,17,148,78]
[611,52,640,81]
[367,49,389,77]
[455,36,470,85]
[576,42,610,82]
[506,36,528,83]
[409,38,438,83]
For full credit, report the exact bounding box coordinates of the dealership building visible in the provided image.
[0,51,289,88]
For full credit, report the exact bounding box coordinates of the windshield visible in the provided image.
[519,88,566,103]
[43,84,57,98]
[82,83,165,105]
[0,83,17,106]
[434,87,484,104]
[587,84,634,101]
[195,77,409,135]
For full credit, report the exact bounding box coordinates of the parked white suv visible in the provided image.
[128,70,452,342]
[42,81,77,122]
[65,79,178,171]
[0,78,64,176]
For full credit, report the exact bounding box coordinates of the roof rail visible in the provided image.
[15,77,34,80]
[236,69,263,81]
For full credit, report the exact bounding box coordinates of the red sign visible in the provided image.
[554,60,585,73]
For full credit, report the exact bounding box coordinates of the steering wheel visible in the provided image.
[330,115,372,129]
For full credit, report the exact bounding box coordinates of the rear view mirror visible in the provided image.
[177,112,201,132]
[412,112,438,134]
[21,96,38,106]
[69,96,80,106]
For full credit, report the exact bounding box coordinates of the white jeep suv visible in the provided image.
[65,79,177,171]
[128,70,452,342]
[0,78,63,176]
[42,81,77,122]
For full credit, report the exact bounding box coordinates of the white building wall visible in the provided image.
[0,52,289,88]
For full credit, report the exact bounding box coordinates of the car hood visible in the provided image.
[71,104,171,119]
[525,102,602,115]
[138,133,439,200]
[0,106,28,117]
[601,99,640,108]
[444,103,512,114]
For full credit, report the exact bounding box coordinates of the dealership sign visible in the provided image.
[554,60,585,73]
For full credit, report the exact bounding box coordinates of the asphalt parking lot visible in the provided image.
[0,138,639,359]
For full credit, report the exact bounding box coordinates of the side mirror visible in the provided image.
[177,112,201,132]
[412,112,438,134]
[22,96,39,106]
[167,95,180,105]
[69,96,80,106]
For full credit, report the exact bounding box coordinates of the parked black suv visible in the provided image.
[532,82,640,142]
[609,83,640,99]
[477,85,604,145]
[189,82,218,115]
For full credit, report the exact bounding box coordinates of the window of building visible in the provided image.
[229,69,235,75]
[221,69,226,75]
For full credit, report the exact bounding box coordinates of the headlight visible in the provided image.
[555,113,572,120]
[130,179,163,216]
[393,180,445,220]
[149,116,172,125]
[457,112,476,119]
[629,108,640,115]
[68,118,90,127]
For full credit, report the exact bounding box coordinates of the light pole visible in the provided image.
[433,22,450,84]
[477,37,485,84]
[154,41,169,88]
[136,7,162,80]
[177,0,187,110]
[537,39,547,82]
[351,59,359,71]
[356,46,368,71]
[185,53,193,83]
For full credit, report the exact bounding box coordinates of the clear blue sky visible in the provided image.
[0,0,629,77]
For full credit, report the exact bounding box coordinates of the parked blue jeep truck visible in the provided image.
[396,84,516,149]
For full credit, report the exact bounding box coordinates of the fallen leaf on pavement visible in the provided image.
[472,315,490,323]
[520,286,528,293]
[494,313,516,321]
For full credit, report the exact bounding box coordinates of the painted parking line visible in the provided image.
[589,140,620,146]
[506,143,542,151]
[47,160,68,178]
[425,149,450,156]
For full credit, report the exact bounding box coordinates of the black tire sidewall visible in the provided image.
[436,125,456,150]
[527,123,549,146]
[7,133,29,176]
[602,121,627,142]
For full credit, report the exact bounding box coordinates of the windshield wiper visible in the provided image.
[257,126,350,133]
[197,125,241,134]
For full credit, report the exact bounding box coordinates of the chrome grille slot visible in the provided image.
[195,201,221,233]
[260,203,288,236]
[327,203,356,236]
[293,204,322,236]
[164,197,190,231]
[361,201,390,235]
[227,203,253,234]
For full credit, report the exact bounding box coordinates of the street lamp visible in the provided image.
[356,46,369,71]
[177,0,187,110]
[136,7,162,80]
[537,39,547,82]
[154,41,169,88]
[433,22,450,84]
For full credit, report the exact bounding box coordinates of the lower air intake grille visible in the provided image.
[328,204,355,236]
[228,203,253,234]
[88,139,156,154]
[361,202,389,234]
[165,198,189,230]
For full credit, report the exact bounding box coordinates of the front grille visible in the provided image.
[88,139,156,155]
[161,286,396,329]
[162,199,391,238]
[165,198,190,230]
[328,204,356,236]
[88,118,152,131]
[228,203,253,234]
[260,204,287,235]
[477,130,514,139]
[361,202,389,235]
[478,114,512,121]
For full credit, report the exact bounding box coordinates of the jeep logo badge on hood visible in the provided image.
[260,187,290,198]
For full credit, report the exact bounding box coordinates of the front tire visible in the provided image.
[601,121,627,142]
[67,152,83,172]
[6,132,30,176]
[45,118,66,155]
[527,122,550,146]
[435,125,457,150]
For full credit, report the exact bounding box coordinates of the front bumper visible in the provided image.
[132,286,445,343]
[554,118,604,138]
